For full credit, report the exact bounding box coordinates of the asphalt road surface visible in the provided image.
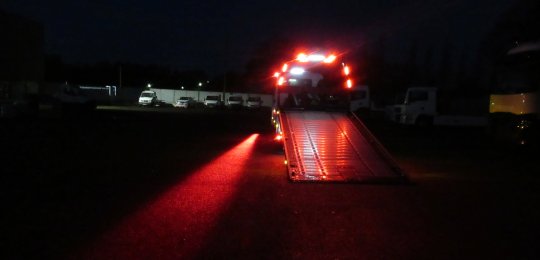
[2,107,539,259]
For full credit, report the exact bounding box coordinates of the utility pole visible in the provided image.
[118,65,122,88]
[222,13,230,103]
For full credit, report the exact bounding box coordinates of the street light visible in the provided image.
[197,82,203,101]
[147,83,152,89]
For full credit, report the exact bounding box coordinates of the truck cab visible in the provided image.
[398,87,487,126]
[399,87,437,125]
[273,52,353,112]
[349,85,371,112]
[270,51,405,182]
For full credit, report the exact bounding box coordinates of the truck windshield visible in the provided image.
[247,97,260,102]
[276,63,349,111]
[179,97,190,100]
[141,93,154,97]
[206,96,219,100]
[229,97,242,101]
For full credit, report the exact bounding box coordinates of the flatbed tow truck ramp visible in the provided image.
[279,110,406,183]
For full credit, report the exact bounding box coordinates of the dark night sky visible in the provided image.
[1,0,517,75]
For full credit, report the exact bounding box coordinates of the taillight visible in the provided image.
[275,134,283,141]
[346,79,353,88]
[343,65,350,76]
[282,63,288,72]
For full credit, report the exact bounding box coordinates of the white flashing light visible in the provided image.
[297,53,337,63]
[290,67,305,75]
[308,54,325,62]
[324,54,337,63]
[297,53,309,62]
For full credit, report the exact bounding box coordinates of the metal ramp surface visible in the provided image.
[280,111,405,182]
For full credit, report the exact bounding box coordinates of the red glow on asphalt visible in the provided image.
[77,134,259,259]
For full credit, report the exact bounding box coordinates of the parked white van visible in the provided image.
[138,90,157,106]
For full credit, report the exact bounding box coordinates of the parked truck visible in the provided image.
[394,87,488,126]
[349,85,371,112]
[271,51,405,182]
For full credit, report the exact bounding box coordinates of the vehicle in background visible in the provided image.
[0,96,39,118]
[349,85,370,112]
[489,41,539,145]
[53,84,96,113]
[227,95,244,109]
[395,87,488,126]
[246,96,263,109]
[204,95,222,108]
[174,96,195,108]
[138,90,158,106]
[0,81,40,118]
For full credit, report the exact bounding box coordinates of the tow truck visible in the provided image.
[272,51,405,182]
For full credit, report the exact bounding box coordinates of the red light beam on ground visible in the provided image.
[76,134,259,259]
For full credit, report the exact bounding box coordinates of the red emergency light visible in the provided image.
[343,65,350,76]
[277,76,285,86]
[296,53,337,63]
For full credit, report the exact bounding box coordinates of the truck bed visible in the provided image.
[280,111,405,182]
